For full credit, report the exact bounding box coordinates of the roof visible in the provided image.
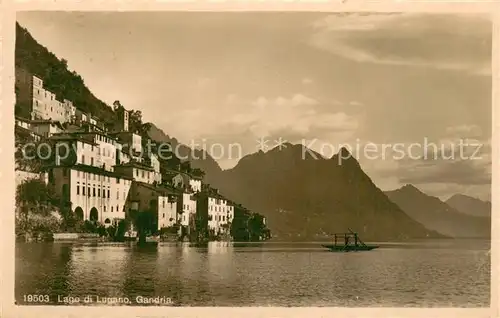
[30,120,64,130]
[15,125,44,138]
[163,169,197,185]
[135,181,179,196]
[192,189,227,201]
[15,116,31,122]
[115,161,154,171]
[47,164,133,180]
[50,134,98,146]
[68,131,118,141]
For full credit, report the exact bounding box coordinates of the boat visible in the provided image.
[322,228,379,252]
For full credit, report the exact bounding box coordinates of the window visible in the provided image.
[104,206,106,212]
[82,187,85,196]
[107,190,110,198]
[116,178,120,184]
[77,185,80,195]
[162,200,165,208]
[98,189,101,197]
[91,157,94,166]
[136,169,139,177]
[116,205,119,212]
[111,206,114,212]
[163,213,165,218]
[81,155,85,164]
[87,187,90,197]
[223,215,225,222]
[93,187,96,197]
[142,170,145,178]
[148,172,150,179]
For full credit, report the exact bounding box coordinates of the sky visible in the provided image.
[17,12,492,201]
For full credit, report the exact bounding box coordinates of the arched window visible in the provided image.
[74,207,84,220]
[89,208,98,222]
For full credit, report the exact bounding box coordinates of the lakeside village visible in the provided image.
[14,68,271,243]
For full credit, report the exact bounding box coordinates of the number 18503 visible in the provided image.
[23,294,50,303]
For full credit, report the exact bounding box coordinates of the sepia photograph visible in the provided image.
[8,9,494,310]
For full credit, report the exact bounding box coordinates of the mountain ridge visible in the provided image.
[385,185,490,238]
[209,144,444,241]
[446,194,491,218]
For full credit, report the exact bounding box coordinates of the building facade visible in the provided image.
[15,68,76,123]
[50,165,132,226]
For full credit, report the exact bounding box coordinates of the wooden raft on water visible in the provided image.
[322,228,379,252]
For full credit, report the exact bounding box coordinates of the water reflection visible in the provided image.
[69,244,132,299]
[15,241,490,307]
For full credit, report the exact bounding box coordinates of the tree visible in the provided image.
[129,110,144,134]
[114,219,128,241]
[16,179,56,214]
[191,168,205,179]
[129,209,157,243]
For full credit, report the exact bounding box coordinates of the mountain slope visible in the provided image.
[16,23,117,125]
[385,185,490,238]
[210,144,443,241]
[446,194,491,218]
[145,123,222,181]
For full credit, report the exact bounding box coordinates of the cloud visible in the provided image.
[349,100,363,106]
[309,13,491,76]
[301,77,313,85]
[244,94,358,137]
[160,93,361,143]
[445,124,483,137]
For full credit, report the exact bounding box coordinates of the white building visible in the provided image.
[179,192,197,227]
[52,132,120,172]
[50,165,132,226]
[169,171,201,193]
[15,116,31,130]
[110,131,143,162]
[150,154,162,184]
[157,195,178,230]
[30,120,64,138]
[189,178,202,193]
[194,190,234,235]
[128,182,178,231]
[16,71,76,123]
[114,161,156,184]
[207,195,234,233]
[15,117,42,142]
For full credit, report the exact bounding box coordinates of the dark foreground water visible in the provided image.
[15,240,490,307]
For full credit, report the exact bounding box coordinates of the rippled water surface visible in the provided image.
[15,240,490,307]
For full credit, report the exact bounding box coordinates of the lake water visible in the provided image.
[15,240,490,307]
